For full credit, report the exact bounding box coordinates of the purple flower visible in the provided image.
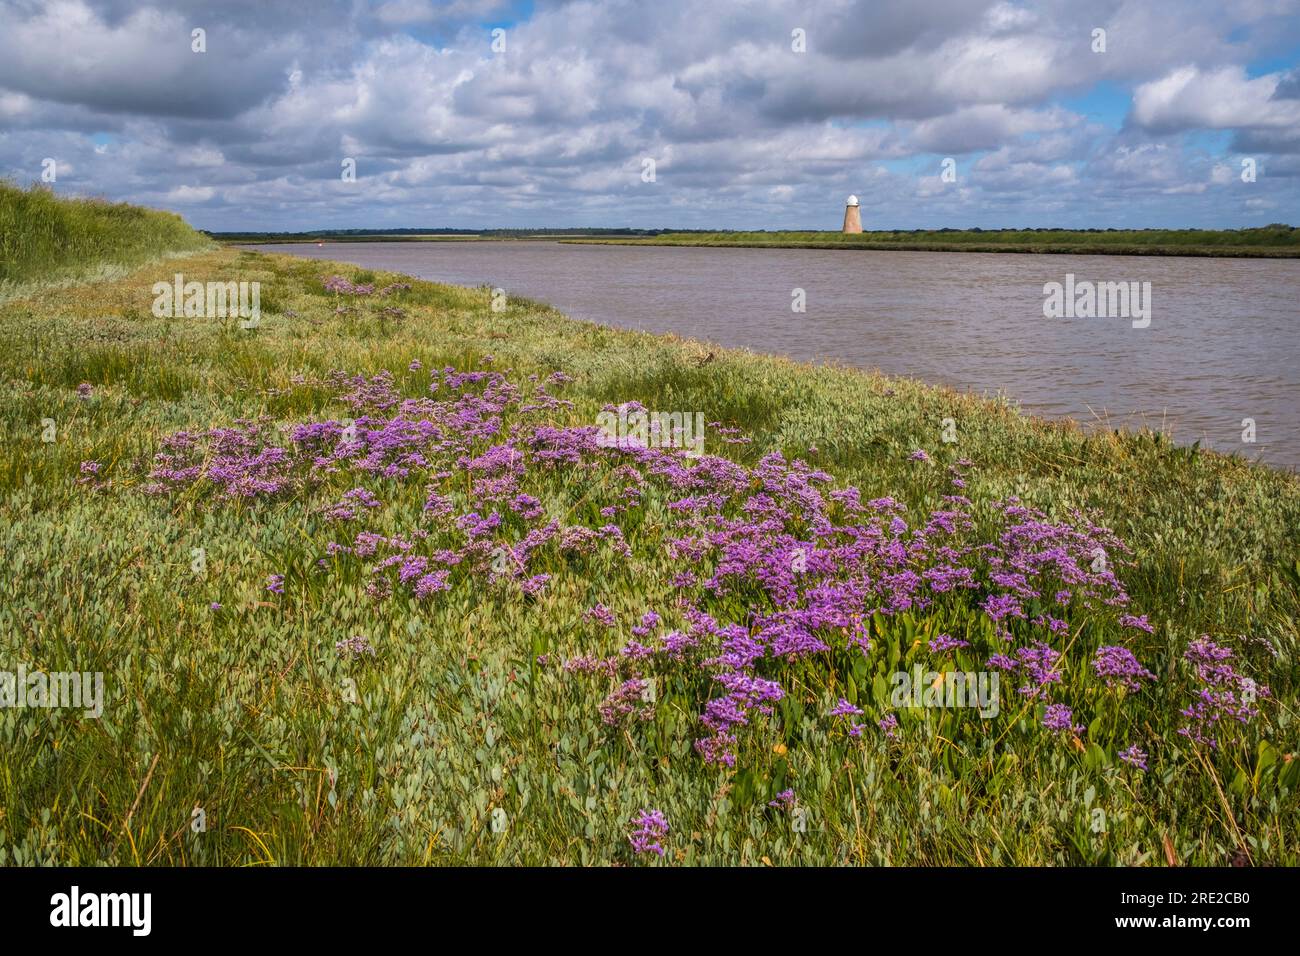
[1042,704,1083,736]
[585,604,617,628]
[631,610,661,637]
[628,809,669,857]
[983,593,1026,626]
[323,274,376,296]
[1178,636,1268,749]
[599,679,653,725]
[76,382,93,399]
[1118,745,1148,770]
[413,571,450,599]
[928,632,969,653]
[123,359,1173,778]
[336,634,375,659]
[829,698,863,718]
[1093,645,1156,692]
[521,573,550,596]
[563,654,616,677]
[509,494,544,520]
[1015,641,1063,698]
[768,789,795,810]
[1118,614,1155,633]
[878,713,899,740]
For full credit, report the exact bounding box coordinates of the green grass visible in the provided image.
[564,225,1300,258]
[0,203,1297,865]
[0,181,215,301]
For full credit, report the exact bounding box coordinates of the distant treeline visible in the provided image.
[213,222,1298,245]
[563,224,1300,258]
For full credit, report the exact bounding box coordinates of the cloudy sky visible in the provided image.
[2,0,1298,231]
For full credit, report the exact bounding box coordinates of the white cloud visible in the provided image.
[166,185,215,202]
[1131,65,1300,132]
[0,0,1296,229]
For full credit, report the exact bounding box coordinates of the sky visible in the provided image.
[2,0,1299,231]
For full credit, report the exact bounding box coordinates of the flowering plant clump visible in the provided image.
[1178,637,1270,749]
[628,809,669,856]
[322,275,412,297]
[1118,745,1148,770]
[115,361,1273,782]
[1093,645,1156,692]
[878,713,900,740]
[336,634,376,659]
[1042,703,1083,736]
[323,274,375,296]
[599,678,654,726]
[767,789,795,810]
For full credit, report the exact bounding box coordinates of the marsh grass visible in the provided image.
[0,238,1296,866]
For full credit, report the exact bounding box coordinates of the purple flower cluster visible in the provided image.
[77,459,105,489]
[767,789,795,810]
[1093,645,1156,693]
[628,809,669,857]
[336,634,376,659]
[322,275,409,297]
[878,713,899,740]
[599,678,654,726]
[1118,744,1148,770]
[928,633,968,653]
[1178,637,1269,749]
[828,698,862,718]
[1012,641,1064,699]
[585,604,617,628]
[120,361,1229,768]
[1042,703,1083,736]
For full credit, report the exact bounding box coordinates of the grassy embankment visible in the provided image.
[0,181,214,304]
[563,226,1300,258]
[1,191,1297,866]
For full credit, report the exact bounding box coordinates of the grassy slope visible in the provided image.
[0,181,214,301]
[564,226,1300,258]
[1,244,1297,866]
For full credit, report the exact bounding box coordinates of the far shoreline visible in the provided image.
[215,224,1300,259]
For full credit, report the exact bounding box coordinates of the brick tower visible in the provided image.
[842,195,862,233]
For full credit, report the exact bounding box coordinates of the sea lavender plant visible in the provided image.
[1178,637,1269,749]
[628,809,669,857]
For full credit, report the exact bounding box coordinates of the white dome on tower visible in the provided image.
[846,195,859,206]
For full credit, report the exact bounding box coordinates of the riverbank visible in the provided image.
[2,241,1296,865]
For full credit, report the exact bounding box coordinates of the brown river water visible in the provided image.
[247,241,1300,470]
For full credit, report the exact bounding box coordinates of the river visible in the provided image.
[247,241,1300,470]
